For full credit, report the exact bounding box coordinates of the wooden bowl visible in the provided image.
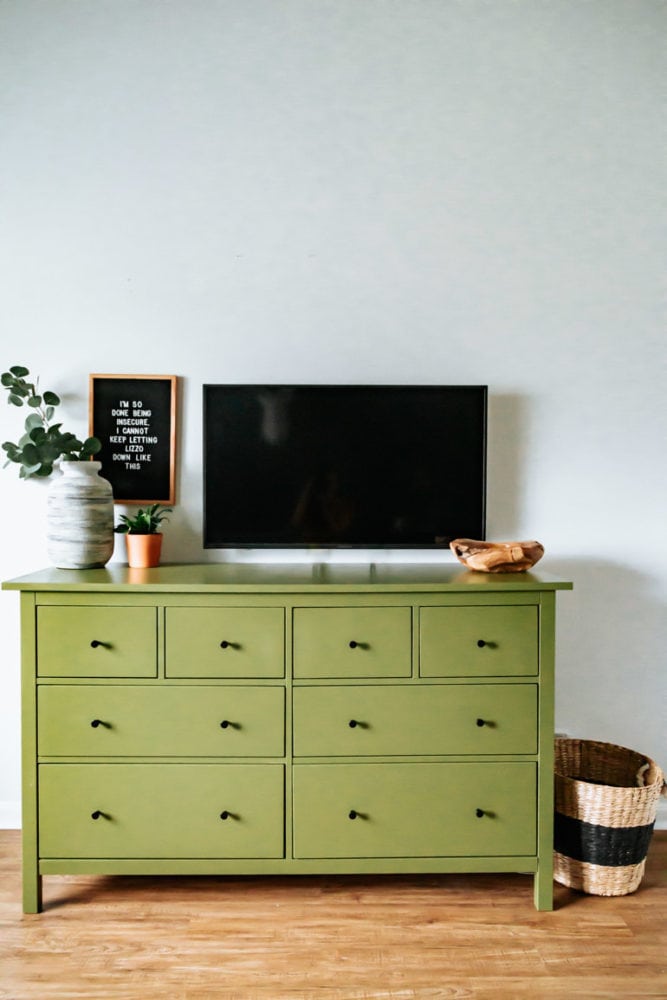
[450,538,544,573]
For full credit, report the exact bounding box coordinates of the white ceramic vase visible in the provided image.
[47,461,114,569]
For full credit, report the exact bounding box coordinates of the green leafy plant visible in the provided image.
[114,503,172,535]
[1,364,101,478]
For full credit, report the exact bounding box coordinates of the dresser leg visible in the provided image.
[23,869,42,914]
[534,863,554,911]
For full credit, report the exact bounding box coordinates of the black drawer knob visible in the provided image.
[348,719,358,728]
[476,718,486,727]
[220,720,231,729]
[348,810,359,820]
[348,640,359,649]
[477,639,488,648]
[220,640,231,649]
[91,719,102,728]
[90,640,103,648]
[90,810,108,821]
[476,808,486,818]
[220,810,230,820]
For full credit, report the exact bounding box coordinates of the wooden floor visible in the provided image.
[1,831,665,999]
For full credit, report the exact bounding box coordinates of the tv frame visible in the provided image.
[203,384,487,550]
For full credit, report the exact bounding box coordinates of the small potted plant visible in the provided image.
[114,503,172,568]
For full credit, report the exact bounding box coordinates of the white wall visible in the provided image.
[1,0,665,828]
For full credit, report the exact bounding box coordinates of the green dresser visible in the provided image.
[3,563,571,913]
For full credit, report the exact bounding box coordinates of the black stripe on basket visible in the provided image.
[554,812,655,867]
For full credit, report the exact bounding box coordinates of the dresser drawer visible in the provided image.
[293,762,536,858]
[38,685,285,757]
[420,606,538,677]
[39,763,284,858]
[37,606,157,678]
[293,607,412,678]
[293,684,537,756]
[166,607,285,678]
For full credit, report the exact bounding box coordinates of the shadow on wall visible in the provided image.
[486,393,528,536]
[546,557,666,769]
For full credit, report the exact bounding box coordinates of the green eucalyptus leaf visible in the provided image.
[45,406,54,421]
[27,395,42,407]
[42,444,63,463]
[21,442,40,465]
[80,436,101,457]
[8,394,23,406]
[42,391,60,406]
[9,366,30,377]
[29,427,47,444]
[1,372,14,386]
[25,413,42,430]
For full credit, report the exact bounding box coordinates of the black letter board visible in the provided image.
[89,374,177,504]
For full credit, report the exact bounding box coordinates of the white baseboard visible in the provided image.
[0,801,21,829]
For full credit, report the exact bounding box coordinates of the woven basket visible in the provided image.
[554,738,665,896]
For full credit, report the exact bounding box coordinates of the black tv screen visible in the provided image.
[203,385,487,548]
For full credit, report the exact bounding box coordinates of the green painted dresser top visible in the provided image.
[3,562,572,593]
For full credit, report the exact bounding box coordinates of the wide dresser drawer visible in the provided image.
[38,685,285,757]
[293,607,412,678]
[37,606,157,678]
[293,684,537,756]
[39,763,284,858]
[293,762,536,858]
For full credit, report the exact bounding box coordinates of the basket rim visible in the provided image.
[554,737,665,790]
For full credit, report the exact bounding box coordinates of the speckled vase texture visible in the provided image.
[47,461,114,569]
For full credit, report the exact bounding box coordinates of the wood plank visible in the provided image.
[1,831,665,999]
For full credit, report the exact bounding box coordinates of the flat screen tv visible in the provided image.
[203,385,487,549]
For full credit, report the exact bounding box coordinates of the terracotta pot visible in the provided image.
[125,533,163,569]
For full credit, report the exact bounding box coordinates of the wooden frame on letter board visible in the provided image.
[89,374,177,504]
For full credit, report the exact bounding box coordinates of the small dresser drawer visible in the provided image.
[293,762,536,858]
[293,684,537,756]
[39,763,285,858]
[166,607,285,678]
[37,606,157,678]
[38,685,285,757]
[420,606,538,677]
[293,607,412,678]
